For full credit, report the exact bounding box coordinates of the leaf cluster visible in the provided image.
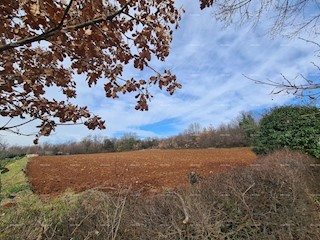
[0,0,183,142]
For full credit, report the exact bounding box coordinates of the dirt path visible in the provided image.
[27,147,257,196]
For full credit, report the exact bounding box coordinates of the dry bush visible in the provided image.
[42,190,130,239]
[2,150,320,239]
[192,150,320,239]
[121,150,320,239]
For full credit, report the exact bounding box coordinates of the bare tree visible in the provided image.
[200,0,320,103]
[200,0,320,36]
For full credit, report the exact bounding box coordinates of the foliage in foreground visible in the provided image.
[1,150,320,239]
[1,0,182,142]
[253,105,320,158]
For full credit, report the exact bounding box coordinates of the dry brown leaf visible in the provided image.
[30,2,41,16]
[84,28,92,36]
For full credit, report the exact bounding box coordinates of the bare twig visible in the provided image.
[242,182,255,197]
[111,193,127,240]
[167,191,190,224]
[0,119,36,131]
[36,220,48,240]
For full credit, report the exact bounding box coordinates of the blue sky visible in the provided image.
[2,0,320,146]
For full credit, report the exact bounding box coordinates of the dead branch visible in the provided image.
[167,191,190,224]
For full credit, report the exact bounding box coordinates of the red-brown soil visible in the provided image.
[27,147,257,196]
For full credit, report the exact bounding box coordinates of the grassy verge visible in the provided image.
[1,157,30,199]
[0,157,80,239]
[0,150,320,239]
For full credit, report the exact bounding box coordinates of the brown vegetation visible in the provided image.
[3,150,319,239]
[0,0,182,141]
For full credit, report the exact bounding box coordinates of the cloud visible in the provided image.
[2,0,320,146]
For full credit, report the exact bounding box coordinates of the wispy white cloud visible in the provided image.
[2,0,320,145]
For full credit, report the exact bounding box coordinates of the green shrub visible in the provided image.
[253,105,320,158]
[187,171,204,185]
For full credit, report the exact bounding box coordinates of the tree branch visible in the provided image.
[0,119,36,131]
[0,1,130,53]
[58,0,74,29]
[4,128,37,137]
[0,0,74,53]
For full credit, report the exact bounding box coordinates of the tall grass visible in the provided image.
[0,150,319,239]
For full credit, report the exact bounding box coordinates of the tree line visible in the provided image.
[0,112,257,157]
[1,105,319,159]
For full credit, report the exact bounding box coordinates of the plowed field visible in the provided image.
[27,147,256,196]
